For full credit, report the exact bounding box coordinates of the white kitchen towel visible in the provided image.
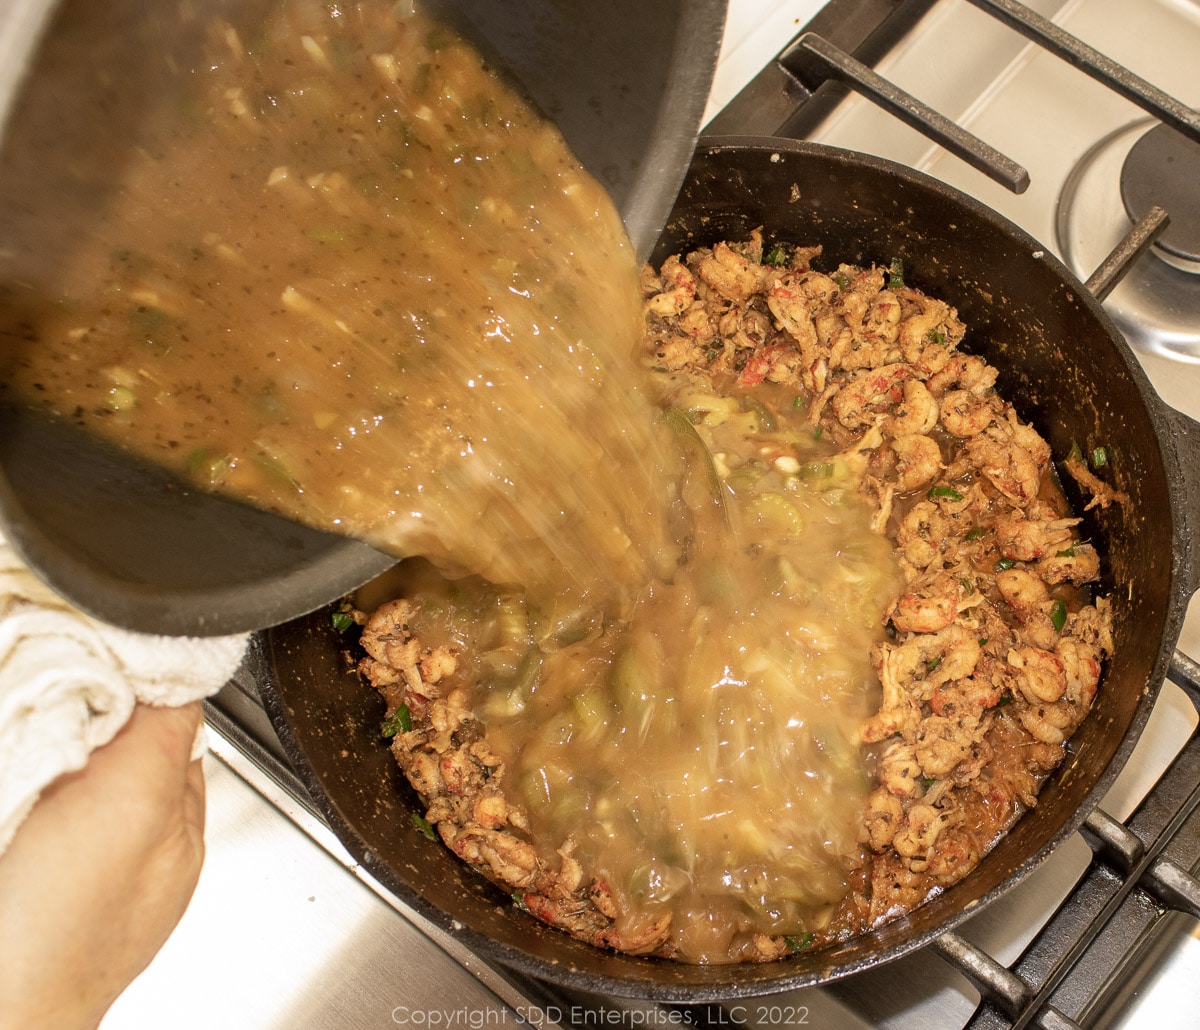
[0,531,249,855]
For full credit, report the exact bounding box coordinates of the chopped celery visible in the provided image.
[692,555,738,606]
[725,460,766,493]
[747,491,805,539]
[611,633,665,740]
[105,385,137,412]
[572,687,608,725]
[509,646,544,696]
[494,596,530,650]
[797,460,835,480]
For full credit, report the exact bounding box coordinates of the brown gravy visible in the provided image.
[0,1,677,613]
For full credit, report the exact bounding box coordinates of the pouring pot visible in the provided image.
[260,138,1200,999]
[0,0,726,636]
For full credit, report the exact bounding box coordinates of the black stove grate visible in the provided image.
[954,655,1200,1028]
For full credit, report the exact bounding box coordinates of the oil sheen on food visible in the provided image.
[1,1,900,961]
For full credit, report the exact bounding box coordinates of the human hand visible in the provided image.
[0,702,206,1030]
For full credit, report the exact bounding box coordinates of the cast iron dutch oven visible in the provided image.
[258,138,1200,1001]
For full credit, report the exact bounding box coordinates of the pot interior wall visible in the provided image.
[262,141,1177,998]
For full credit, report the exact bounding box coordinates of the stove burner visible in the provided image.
[1120,124,1200,273]
[1057,118,1200,364]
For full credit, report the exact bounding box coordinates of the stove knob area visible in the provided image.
[1120,123,1200,274]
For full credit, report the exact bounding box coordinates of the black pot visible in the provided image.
[260,139,1200,1000]
[0,0,726,636]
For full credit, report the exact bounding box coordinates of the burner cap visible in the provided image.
[1120,123,1200,272]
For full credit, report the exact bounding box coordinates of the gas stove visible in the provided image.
[101,2,1200,1028]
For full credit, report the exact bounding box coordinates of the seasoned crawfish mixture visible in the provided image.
[351,230,1125,963]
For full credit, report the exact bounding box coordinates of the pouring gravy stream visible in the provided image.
[0,1,907,963]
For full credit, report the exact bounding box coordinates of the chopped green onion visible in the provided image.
[812,426,823,441]
[1066,441,1083,463]
[252,452,301,490]
[1050,599,1068,633]
[1055,546,1077,558]
[927,485,964,502]
[833,272,850,291]
[784,933,814,953]
[995,557,1017,571]
[412,812,437,840]
[964,527,989,541]
[959,577,976,594]
[798,461,835,479]
[792,395,805,409]
[743,396,778,431]
[763,244,790,267]
[331,611,355,632]
[512,892,531,912]
[382,704,412,738]
[925,656,943,673]
[996,692,1014,707]
[304,226,346,245]
[186,447,234,486]
[1091,446,1108,468]
[926,329,946,345]
[888,256,904,288]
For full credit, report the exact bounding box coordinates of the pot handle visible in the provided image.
[1080,207,1200,601]
[1163,403,1200,600]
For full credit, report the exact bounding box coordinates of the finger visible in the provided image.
[110,701,204,770]
[182,756,207,837]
